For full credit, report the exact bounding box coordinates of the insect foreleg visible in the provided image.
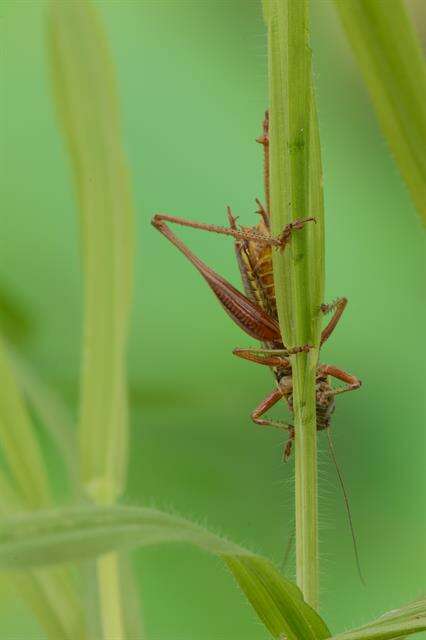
[233,348,291,368]
[233,343,311,367]
[320,297,348,345]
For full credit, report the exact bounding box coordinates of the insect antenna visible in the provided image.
[326,428,366,586]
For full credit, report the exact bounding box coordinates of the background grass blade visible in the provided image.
[7,346,78,491]
[0,340,84,637]
[12,569,85,640]
[334,0,426,223]
[328,598,426,640]
[263,0,325,608]
[0,337,51,509]
[48,1,136,637]
[48,0,134,504]
[0,505,331,640]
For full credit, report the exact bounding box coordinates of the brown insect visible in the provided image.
[152,111,361,461]
[153,112,365,581]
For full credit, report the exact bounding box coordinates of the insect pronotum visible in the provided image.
[152,111,364,581]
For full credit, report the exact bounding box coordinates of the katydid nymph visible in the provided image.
[152,112,361,458]
[152,111,364,582]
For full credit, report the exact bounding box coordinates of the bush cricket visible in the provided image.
[152,112,361,460]
[152,112,364,582]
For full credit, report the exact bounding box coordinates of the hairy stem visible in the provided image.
[263,0,325,608]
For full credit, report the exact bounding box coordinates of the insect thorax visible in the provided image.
[280,373,336,432]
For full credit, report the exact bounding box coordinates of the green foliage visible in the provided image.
[328,597,426,639]
[0,504,331,640]
[334,0,426,223]
[0,0,423,637]
[0,342,84,637]
[48,0,134,504]
[48,0,137,637]
[12,569,85,640]
[0,339,51,508]
[262,0,325,608]
[0,284,32,346]
[8,347,78,491]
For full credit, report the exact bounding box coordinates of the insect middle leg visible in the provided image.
[318,364,362,400]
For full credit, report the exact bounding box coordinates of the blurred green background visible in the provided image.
[1,1,425,638]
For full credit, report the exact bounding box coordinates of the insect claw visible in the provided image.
[275,216,317,250]
[226,206,239,229]
[256,133,269,145]
[256,110,269,145]
[292,216,317,230]
[320,296,346,316]
[286,343,313,355]
[254,198,269,225]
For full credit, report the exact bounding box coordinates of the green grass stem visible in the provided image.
[263,0,325,609]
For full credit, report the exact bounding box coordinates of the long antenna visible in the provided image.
[326,428,366,586]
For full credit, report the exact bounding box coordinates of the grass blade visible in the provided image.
[334,0,426,223]
[329,598,426,640]
[0,343,84,638]
[0,505,331,640]
[263,0,325,608]
[7,346,78,491]
[0,337,51,509]
[12,569,85,640]
[48,0,134,504]
[48,1,136,637]
[330,622,425,640]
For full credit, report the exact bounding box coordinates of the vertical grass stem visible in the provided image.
[263,0,325,609]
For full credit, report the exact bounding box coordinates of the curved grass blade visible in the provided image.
[11,569,85,640]
[334,0,426,223]
[48,0,134,504]
[7,346,78,491]
[48,1,136,637]
[263,0,325,608]
[0,337,51,509]
[0,345,84,638]
[0,505,331,640]
[328,596,426,639]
